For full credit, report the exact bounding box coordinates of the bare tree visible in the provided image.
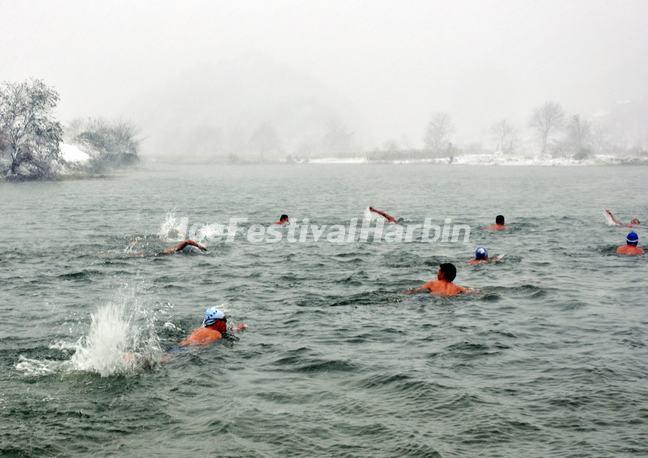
[565,114,592,159]
[590,121,613,155]
[250,122,282,162]
[423,112,453,154]
[529,101,565,155]
[0,79,63,180]
[491,119,518,154]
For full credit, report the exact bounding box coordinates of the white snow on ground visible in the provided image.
[309,157,368,164]
[451,153,645,166]
[60,143,90,163]
[306,152,647,166]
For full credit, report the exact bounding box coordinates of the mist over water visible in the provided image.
[3,1,648,159]
[1,164,646,456]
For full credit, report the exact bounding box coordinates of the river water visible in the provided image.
[1,164,647,456]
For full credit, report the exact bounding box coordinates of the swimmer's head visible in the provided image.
[475,247,488,260]
[438,263,457,282]
[203,307,227,333]
[279,214,289,223]
[496,215,505,225]
[631,218,640,225]
[626,231,639,246]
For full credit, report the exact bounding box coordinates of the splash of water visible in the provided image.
[158,211,188,242]
[70,301,159,376]
[15,356,58,376]
[16,289,163,377]
[124,235,147,256]
[364,207,378,221]
[191,223,225,242]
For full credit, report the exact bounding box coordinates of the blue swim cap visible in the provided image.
[203,307,225,326]
[626,231,639,244]
[475,246,488,260]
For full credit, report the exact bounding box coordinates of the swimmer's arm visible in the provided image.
[369,207,397,223]
[605,209,623,226]
[403,281,433,294]
[162,242,186,254]
[163,245,178,254]
[403,287,425,294]
[460,286,480,295]
[171,240,208,253]
[184,239,207,251]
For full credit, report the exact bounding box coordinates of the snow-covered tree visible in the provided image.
[0,79,63,180]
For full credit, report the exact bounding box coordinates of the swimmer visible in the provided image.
[605,209,640,228]
[616,231,645,256]
[487,215,509,231]
[369,206,399,224]
[162,239,207,255]
[468,247,503,265]
[274,214,290,225]
[404,263,471,297]
[180,307,247,347]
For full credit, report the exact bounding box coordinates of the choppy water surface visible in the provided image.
[1,164,647,456]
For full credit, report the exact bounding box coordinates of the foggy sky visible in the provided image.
[2,0,647,156]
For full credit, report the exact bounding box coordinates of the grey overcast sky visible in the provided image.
[2,0,647,154]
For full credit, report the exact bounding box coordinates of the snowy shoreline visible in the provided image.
[306,153,648,166]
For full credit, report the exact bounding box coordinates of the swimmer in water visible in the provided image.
[487,215,509,231]
[162,239,207,255]
[404,263,471,297]
[180,307,227,346]
[275,214,290,225]
[605,209,640,228]
[467,246,503,265]
[180,307,247,347]
[616,231,645,256]
[369,206,399,224]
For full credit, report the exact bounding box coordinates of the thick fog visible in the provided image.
[2,0,647,159]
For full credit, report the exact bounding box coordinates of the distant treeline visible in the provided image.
[366,103,648,162]
[170,100,648,164]
[0,79,140,181]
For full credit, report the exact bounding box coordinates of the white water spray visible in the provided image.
[17,288,163,377]
[158,211,188,242]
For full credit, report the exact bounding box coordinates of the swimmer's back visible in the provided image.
[617,245,645,256]
[180,327,223,346]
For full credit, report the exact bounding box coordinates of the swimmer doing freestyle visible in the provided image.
[369,206,401,224]
[605,209,640,228]
[274,214,290,225]
[468,247,504,265]
[162,239,207,255]
[180,307,247,347]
